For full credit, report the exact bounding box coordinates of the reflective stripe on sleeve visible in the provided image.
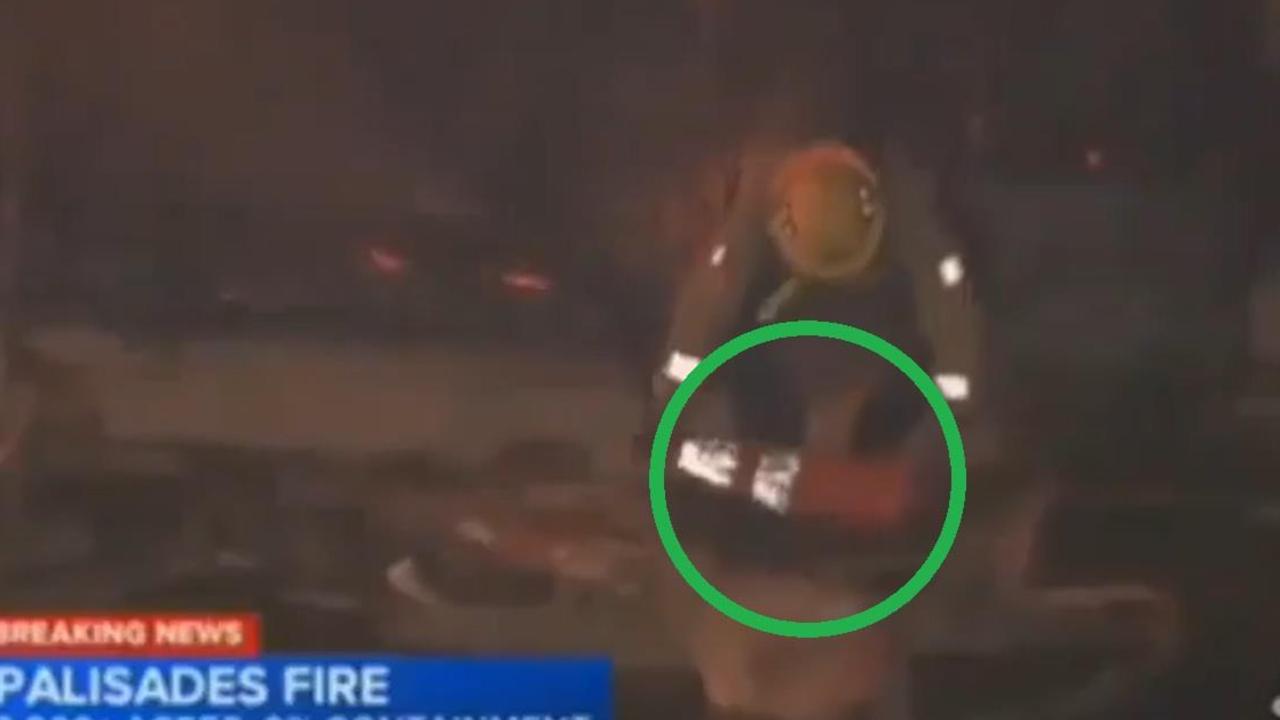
[938,253,966,287]
[934,373,971,401]
[709,244,728,267]
[676,438,803,515]
[663,351,702,383]
[676,438,738,488]
[751,450,801,514]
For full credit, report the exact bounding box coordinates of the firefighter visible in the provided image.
[647,141,942,720]
[650,140,935,466]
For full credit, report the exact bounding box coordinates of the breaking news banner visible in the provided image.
[0,615,612,720]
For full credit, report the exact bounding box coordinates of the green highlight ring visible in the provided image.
[648,320,967,638]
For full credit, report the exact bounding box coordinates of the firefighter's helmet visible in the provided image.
[767,142,886,282]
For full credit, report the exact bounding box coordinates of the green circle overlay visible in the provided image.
[648,319,967,639]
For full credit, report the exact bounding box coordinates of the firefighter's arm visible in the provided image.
[651,151,781,409]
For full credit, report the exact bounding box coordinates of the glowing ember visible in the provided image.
[502,270,554,293]
[368,247,408,276]
[1085,148,1106,172]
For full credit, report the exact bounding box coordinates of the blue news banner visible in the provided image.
[0,658,612,720]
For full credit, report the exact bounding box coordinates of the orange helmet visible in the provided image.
[767,142,886,282]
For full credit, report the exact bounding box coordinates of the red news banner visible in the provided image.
[0,614,260,658]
